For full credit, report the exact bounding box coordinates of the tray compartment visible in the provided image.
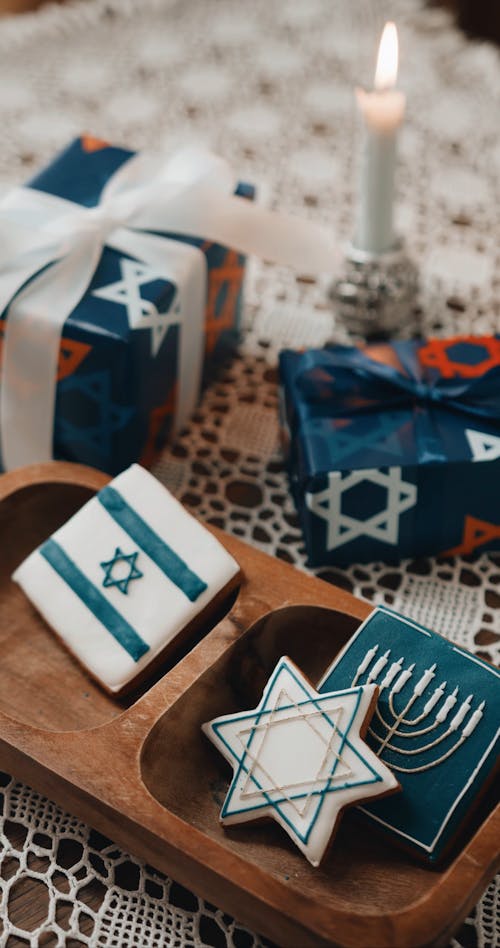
[0,479,124,732]
[140,604,442,922]
[0,463,498,948]
[0,477,239,731]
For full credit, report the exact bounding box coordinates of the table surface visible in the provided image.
[0,0,499,945]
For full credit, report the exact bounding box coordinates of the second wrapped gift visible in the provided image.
[280,336,500,565]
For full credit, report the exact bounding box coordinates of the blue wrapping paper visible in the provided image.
[0,135,253,474]
[279,337,500,565]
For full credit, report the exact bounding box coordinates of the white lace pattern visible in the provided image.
[0,0,498,944]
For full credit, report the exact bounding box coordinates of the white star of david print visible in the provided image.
[92,259,181,356]
[466,428,500,463]
[305,466,417,551]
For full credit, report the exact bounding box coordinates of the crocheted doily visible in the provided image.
[0,0,499,944]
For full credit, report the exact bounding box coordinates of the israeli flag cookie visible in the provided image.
[203,657,400,867]
[318,606,500,863]
[13,464,240,695]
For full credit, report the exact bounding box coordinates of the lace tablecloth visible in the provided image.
[0,0,499,944]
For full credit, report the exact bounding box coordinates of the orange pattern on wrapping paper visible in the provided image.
[81,135,110,153]
[442,515,500,557]
[140,384,178,469]
[418,336,500,379]
[57,339,92,381]
[202,245,244,355]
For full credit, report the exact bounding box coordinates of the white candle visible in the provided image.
[380,657,403,690]
[422,682,446,716]
[357,644,378,676]
[436,686,458,724]
[367,649,390,683]
[392,663,415,694]
[413,663,437,697]
[355,21,406,254]
[450,695,473,732]
[462,701,485,738]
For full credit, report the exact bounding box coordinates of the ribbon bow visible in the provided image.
[0,147,339,470]
[295,346,500,420]
[289,344,500,469]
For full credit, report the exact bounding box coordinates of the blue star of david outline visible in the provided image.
[56,370,134,461]
[321,411,407,467]
[100,547,143,595]
[212,660,382,845]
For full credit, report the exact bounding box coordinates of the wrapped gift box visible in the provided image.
[279,336,500,566]
[0,135,254,474]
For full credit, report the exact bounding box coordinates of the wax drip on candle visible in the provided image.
[380,657,403,690]
[450,694,473,732]
[414,663,437,697]
[422,682,447,716]
[436,686,459,723]
[392,663,415,694]
[462,701,485,738]
[357,644,378,676]
[367,649,390,683]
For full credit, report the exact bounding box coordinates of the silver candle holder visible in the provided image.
[331,237,420,339]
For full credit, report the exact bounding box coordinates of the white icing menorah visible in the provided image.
[351,646,485,774]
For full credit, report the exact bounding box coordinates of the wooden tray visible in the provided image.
[0,462,498,948]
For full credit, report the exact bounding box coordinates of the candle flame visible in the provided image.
[374,21,399,91]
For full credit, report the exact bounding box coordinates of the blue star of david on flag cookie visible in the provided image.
[100,548,143,594]
[203,657,400,866]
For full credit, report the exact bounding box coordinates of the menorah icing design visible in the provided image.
[318,606,500,862]
[351,646,485,775]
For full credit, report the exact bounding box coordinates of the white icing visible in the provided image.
[329,609,489,775]
[436,687,459,723]
[380,657,403,690]
[317,607,432,692]
[413,664,437,697]
[203,658,399,867]
[13,464,239,692]
[319,607,500,851]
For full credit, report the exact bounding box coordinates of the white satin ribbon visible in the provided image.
[0,147,340,470]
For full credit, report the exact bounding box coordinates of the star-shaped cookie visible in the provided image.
[203,656,400,866]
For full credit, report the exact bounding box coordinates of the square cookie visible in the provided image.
[318,606,500,863]
[13,464,240,694]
